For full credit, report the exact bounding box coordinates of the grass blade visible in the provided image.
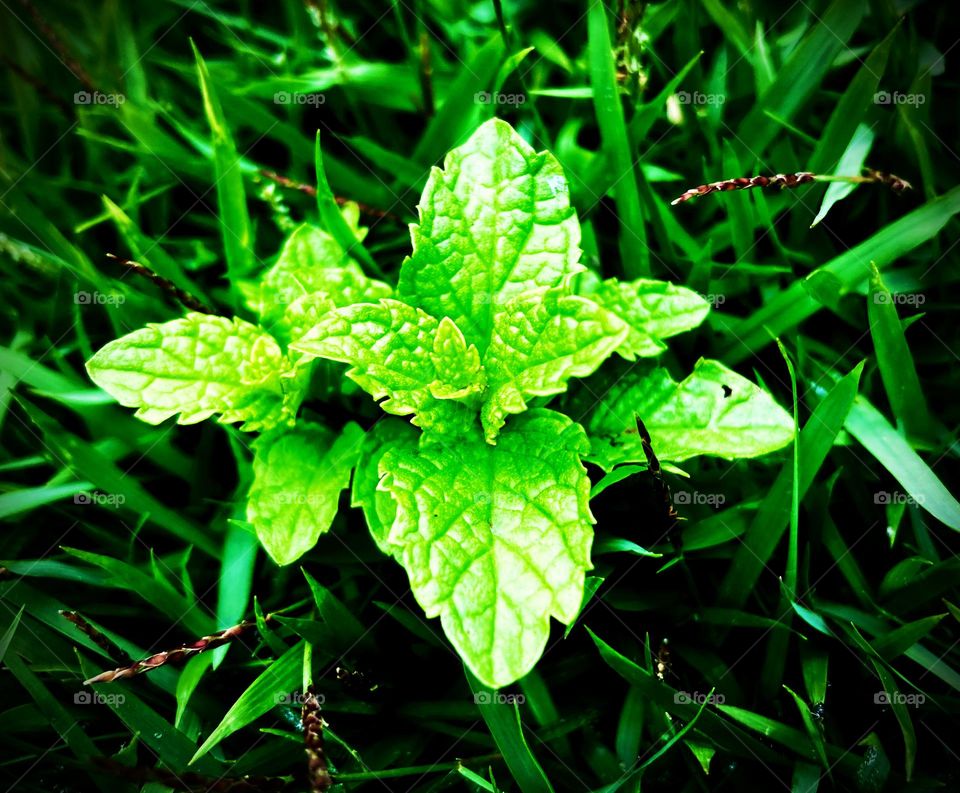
[191,40,254,297]
[587,0,648,277]
[845,397,960,529]
[728,186,960,361]
[867,263,935,440]
[467,668,554,793]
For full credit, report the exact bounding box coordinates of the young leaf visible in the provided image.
[481,289,628,440]
[244,222,389,330]
[86,313,303,432]
[580,275,711,358]
[578,359,794,470]
[399,118,583,351]
[429,317,485,400]
[380,409,594,688]
[291,299,478,433]
[351,419,420,554]
[247,421,365,565]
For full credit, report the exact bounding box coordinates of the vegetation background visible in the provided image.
[1,0,959,791]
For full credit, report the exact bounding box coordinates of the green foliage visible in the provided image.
[3,1,960,790]
[247,422,363,565]
[381,409,593,688]
[83,118,793,688]
[86,313,303,431]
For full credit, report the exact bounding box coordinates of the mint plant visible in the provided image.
[86,118,794,688]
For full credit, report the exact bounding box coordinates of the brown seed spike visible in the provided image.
[302,687,333,792]
[83,618,266,684]
[671,171,815,205]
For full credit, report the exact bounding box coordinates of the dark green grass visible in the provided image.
[1,1,959,791]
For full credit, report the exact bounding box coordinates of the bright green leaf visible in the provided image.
[292,299,477,433]
[399,118,583,351]
[247,421,364,565]
[481,289,627,440]
[351,419,420,554]
[581,275,710,359]
[244,222,389,331]
[579,359,794,470]
[380,409,594,688]
[86,313,303,431]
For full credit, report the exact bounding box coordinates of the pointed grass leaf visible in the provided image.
[191,41,253,293]
[810,124,875,228]
[191,641,303,764]
[845,397,960,529]
[468,669,554,793]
